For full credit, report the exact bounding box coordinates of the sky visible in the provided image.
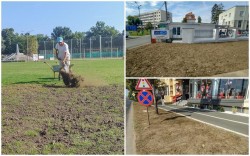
[2,1,124,36]
[126,1,249,23]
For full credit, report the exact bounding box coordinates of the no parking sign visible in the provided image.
[137,90,154,107]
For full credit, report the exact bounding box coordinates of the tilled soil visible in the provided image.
[2,84,124,154]
[133,103,248,154]
[126,41,248,77]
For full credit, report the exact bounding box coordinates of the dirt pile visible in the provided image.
[60,70,84,87]
[126,41,248,77]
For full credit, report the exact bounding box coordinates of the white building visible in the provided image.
[139,10,172,27]
[219,5,249,31]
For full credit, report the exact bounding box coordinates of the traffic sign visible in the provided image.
[137,90,154,107]
[135,78,153,90]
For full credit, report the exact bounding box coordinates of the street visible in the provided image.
[126,35,151,49]
[159,105,249,137]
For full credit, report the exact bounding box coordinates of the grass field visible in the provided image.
[2,59,124,154]
[2,59,124,86]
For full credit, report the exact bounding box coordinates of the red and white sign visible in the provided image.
[135,78,153,90]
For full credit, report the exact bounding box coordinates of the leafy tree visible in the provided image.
[127,16,136,25]
[1,36,6,53]
[145,22,153,30]
[198,16,202,23]
[127,16,142,26]
[211,3,224,24]
[2,28,16,54]
[182,17,187,23]
[27,35,38,55]
[72,31,85,39]
[37,34,50,42]
[51,26,73,40]
[85,21,120,38]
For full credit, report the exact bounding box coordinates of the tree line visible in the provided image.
[2,21,122,55]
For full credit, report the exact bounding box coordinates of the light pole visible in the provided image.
[135,1,142,18]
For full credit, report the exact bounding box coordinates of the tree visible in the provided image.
[211,3,224,24]
[51,26,73,40]
[127,16,142,26]
[182,17,187,23]
[145,22,153,30]
[1,28,16,54]
[85,21,120,38]
[127,16,136,25]
[71,31,85,39]
[27,35,38,55]
[1,36,6,53]
[198,16,202,23]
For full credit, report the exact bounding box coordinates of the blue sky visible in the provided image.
[126,1,248,23]
[2,1,124,36]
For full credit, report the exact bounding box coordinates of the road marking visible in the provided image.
[158,106,249,138]
[165,105,249,125]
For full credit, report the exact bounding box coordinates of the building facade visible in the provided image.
[219,5,249,31]
[139,10,172,27]
[160,79,249,113]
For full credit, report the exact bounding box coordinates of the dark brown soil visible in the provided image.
[126,41,248,77]
[133,103,248,154]
[2,84,124,154]
[60,70,84,88]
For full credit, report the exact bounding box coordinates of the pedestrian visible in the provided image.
[55,37,71,73]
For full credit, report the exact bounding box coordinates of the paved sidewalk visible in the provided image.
[126,99,136,154]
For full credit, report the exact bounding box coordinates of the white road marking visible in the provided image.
[158,106,249,138]
[165,105,248,125]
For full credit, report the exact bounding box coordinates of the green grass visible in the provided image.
[128,30,151,36]
[2,59,124,86]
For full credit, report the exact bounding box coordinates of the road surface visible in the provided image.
[126,35,151,49]
[159,105,249,137]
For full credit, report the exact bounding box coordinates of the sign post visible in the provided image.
[135,78,154,125]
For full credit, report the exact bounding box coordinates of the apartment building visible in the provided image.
[219,5,249,31]
[139,10,172,27]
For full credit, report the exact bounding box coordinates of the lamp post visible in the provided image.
[135,1,142,18]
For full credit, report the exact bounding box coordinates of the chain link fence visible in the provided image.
[38,35,124,60]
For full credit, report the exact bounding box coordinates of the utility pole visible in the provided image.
[135,1,142,18]
[165,1,168,21]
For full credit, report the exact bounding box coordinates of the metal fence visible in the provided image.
[38,35,124,59]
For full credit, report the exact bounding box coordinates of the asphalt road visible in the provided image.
[126,35,151,49]
[159,105,249,137]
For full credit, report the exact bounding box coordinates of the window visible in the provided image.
[177,27,181,35]
[229,13,231,17]
[238,20,242,28]
[240,11,244,17]
[228,21,230,25]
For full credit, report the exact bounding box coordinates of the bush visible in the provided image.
[232,106,238,113]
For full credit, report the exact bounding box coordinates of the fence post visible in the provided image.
[80,38,81,59]
[100,35,102,58]
[90,38,91,58]
[117,48,118,58]
[44,41,46,60]
[52,40,54,58]
[71,39,73,59]
[111,36,112,58]
[84,48,85,59]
